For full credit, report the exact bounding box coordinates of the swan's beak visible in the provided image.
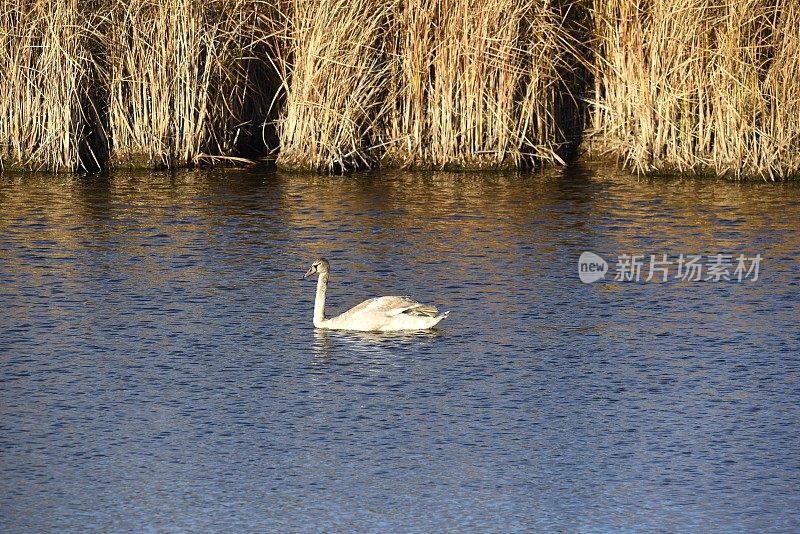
[303,266,316,279]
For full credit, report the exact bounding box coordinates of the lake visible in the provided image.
[1,165,799,532]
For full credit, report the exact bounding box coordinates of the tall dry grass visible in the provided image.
[590,0,800,179]
[3,0,798,178]
[104,0,280,168]
[382,0,576,170]
[275,0,393,173]
[1,0,279,172]
[0,0,102,172]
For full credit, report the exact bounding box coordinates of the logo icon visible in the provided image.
[578,251,608,284]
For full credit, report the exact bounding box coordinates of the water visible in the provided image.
[1,165,799,533]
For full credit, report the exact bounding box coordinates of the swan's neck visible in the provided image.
[314,273,328,327]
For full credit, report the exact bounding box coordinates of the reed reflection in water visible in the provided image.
[1,166,799,532]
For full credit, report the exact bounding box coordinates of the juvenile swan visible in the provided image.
[303,258,448,331]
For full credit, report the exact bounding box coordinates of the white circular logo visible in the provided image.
[578,252,608,283]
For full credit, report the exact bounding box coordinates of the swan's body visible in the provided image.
[304,258,448,331]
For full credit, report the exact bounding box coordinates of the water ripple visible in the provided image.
[1,166,799,532]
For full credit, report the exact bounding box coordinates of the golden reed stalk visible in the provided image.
[1,0,798,178]
[0,0,100,172]
[275,0,392,173]
[103,0,280,168]
[590,0,800,179]
[381,0,574,170]
[1,0,279,172]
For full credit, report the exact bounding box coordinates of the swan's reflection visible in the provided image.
[312,329,334,361]
[312,328,442,363]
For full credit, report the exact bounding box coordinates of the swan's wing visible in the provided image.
[384,302,440,317]
[341,296,439,318]
[338,297,383,317]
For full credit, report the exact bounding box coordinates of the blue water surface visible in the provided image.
[1,165,799,532]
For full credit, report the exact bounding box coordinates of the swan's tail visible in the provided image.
[428,310,449,328]
[409,304,440,317]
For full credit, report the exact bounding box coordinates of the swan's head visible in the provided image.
[303,257,330,279]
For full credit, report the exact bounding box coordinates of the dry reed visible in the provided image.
[2,0,798,178]
[275,0,393,173]
[104,0,279,168]
[0,0,101,172]
[382,0,575,170]
[590,0,800,179]
[1,0,279,172]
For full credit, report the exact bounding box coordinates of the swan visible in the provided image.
[303,258,448,331]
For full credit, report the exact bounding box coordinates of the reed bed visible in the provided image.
[1,0,278,172]
[0,0,100,172]
[590,0,800,179]
[382,0,575,170]
[2,0,799,178]
[275,0,392,173]
[104,0,280,168]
